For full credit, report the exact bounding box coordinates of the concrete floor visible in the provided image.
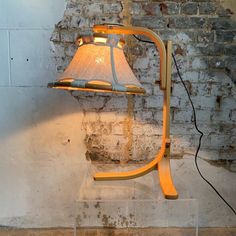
[0,228,235,236]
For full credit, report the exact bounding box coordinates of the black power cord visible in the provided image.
[172,54,236,216]
[100,24,235,214]
[172,54,236,215]
[133,34,236,215]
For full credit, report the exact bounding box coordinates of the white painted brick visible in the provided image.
[191,57,208,70]
[142,83,153,95]
[83,3,103,16]
[195,109,212,123]
[83,112,100,122]
[50,29,60,42]
[174,32,193,44]
[103,3,122,14]
[147,46,160,59]
[171,135,192,149]
[190,133,212,149]
[171,124,197,135]
[101,135,127,150]
[134,110,153,122]
[64,44,77,57]
[138,71,157,84]
[211,110,231,123]
[170,96,180,107]
[103,97,128,110]
[54,56,72,72]
[220,96,236,111]
[144,95,163,109]
[210,135,231,149]
[130,2,143,15]
[99,111,126,123]
[83,122,112,135]
[132,124,162,136]
[172,82,188,97]
[230,135,236,148]
[191,96,217,109]
[231,110,236,122]
[186,44,200,56]
[190,83,212,97]
[70,16,90,29]
[153,85,162,96]
[172,56,190,74]
[153,109,164,122]
[132,136,162,161]
[178,95,190,108]
[134,97,143,110]
[173,109,193,123]
[133,57,149,69]
[198,71,231,84]
[181,71,199,83]
[214,84,234,97]
[60,30,78,43]
[51,43,66,58]
[76,96,107,111]
[64,7,82,16]
[112,122,124,135]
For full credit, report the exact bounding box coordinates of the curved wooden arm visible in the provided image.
[93,25,167,90]
[94,142,166,180]
[91,26,178,199]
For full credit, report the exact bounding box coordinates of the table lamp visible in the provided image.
[48,25,178,199]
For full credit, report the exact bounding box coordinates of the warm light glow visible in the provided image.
[87,81,111,86]
[126,85,138,88]
[61,79,74,82]
[77,38,83,46]
[95,56,105,64]
[117,41,124,48]
[94,37,107,44]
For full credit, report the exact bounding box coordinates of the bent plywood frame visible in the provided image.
[92,25,178,200]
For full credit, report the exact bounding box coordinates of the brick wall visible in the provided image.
[51,0,236,164]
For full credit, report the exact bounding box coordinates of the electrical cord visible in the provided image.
[133,34,236,215]
[100,25,236,214]
[172,54,236,216]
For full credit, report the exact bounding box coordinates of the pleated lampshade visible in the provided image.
[48,34,145,94]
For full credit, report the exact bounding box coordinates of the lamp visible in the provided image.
[48,25,178,199]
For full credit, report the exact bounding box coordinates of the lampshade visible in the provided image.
[48,34,145,94]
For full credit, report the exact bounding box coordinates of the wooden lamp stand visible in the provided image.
[92,25,178,200]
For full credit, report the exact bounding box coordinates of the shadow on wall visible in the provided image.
[0,87,84,139]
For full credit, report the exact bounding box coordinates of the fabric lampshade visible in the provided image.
[48,35,145,94]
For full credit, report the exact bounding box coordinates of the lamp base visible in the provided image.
[93,144,178,200]
[76,165,198,232]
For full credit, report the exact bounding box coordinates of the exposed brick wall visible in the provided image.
[51,0,236,163]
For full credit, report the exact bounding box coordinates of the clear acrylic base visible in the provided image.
[75,163,198,235]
